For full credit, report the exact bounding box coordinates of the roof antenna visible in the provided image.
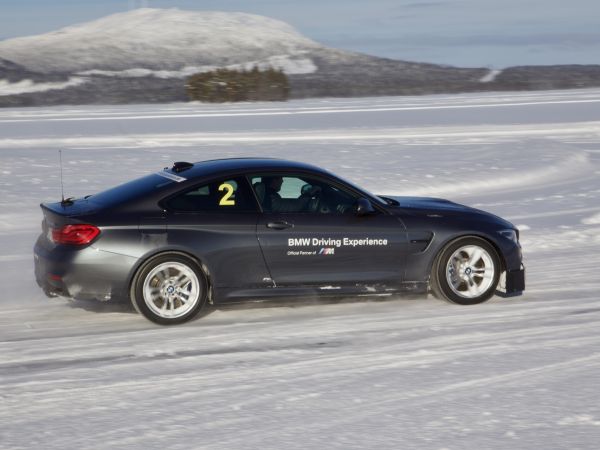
[59,149,65,203]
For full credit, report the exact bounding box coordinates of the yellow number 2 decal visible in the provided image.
[218,183,235,206]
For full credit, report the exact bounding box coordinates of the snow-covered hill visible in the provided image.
[0,8,321,73]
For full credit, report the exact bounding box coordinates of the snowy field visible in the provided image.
[1,89,600,449]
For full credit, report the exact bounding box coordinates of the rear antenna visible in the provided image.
[59,149,65,203]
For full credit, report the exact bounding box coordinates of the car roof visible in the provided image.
[85,157,384,212]
[174,157,331,179]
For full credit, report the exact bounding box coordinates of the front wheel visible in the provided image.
[430,237,501,305]
[131,254,207,325]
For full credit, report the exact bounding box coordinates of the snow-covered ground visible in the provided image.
[75,53,318,78]
[0,77,88,96]
[1,89,600,449]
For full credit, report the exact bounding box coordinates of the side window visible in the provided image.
[249,174,361,214]
[166,177,257,212]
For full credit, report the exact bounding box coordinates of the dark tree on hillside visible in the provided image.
[186,67,289,102]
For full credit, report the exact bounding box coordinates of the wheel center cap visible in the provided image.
[166,286,175,294]
[465,267,472,275]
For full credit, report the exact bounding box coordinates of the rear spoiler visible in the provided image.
[40,200,99,227]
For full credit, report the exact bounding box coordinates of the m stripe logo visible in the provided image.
[319,247,335,255]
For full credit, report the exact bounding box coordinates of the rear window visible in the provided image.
[88,173,175,206]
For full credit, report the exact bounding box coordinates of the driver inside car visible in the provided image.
[261,176,321,212]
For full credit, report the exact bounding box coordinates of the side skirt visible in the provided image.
[214,282,428,304]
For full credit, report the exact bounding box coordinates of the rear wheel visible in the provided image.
[430,237,500,305]
[131,254,207,324]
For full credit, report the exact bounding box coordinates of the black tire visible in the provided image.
[130,253,208,325]
[430,237,501,305]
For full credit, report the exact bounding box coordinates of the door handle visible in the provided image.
[266,221,294,230]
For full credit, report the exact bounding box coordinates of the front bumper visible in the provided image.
[497,264,525,297]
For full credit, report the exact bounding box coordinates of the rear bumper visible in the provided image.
[34,234,137,302]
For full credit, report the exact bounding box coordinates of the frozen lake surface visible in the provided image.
[1,89,600,449]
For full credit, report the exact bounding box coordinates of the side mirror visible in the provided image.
[356,197,376,216]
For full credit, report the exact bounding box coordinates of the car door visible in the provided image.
[249,173,408,287]
[163,176,271,290]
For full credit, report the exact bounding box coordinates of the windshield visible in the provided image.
[323,171,387,206]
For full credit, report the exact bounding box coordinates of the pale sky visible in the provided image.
[0,0,598,68]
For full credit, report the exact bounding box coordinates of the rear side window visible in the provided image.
[88,173,175,207]
[165,177,258,212]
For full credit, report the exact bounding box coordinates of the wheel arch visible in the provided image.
[429,233,507,278]
[127,249,214,304]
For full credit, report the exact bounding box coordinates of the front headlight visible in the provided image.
[498,229,519,244]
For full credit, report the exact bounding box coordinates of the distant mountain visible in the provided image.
[0,9,321,73]
[0,8,599,106]
[0,57,68,82]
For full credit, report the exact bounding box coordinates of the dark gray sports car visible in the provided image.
[34,158,525,324]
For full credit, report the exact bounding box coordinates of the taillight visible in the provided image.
[51,224,100,245]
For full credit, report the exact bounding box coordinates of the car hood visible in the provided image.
[380,195,515,228]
